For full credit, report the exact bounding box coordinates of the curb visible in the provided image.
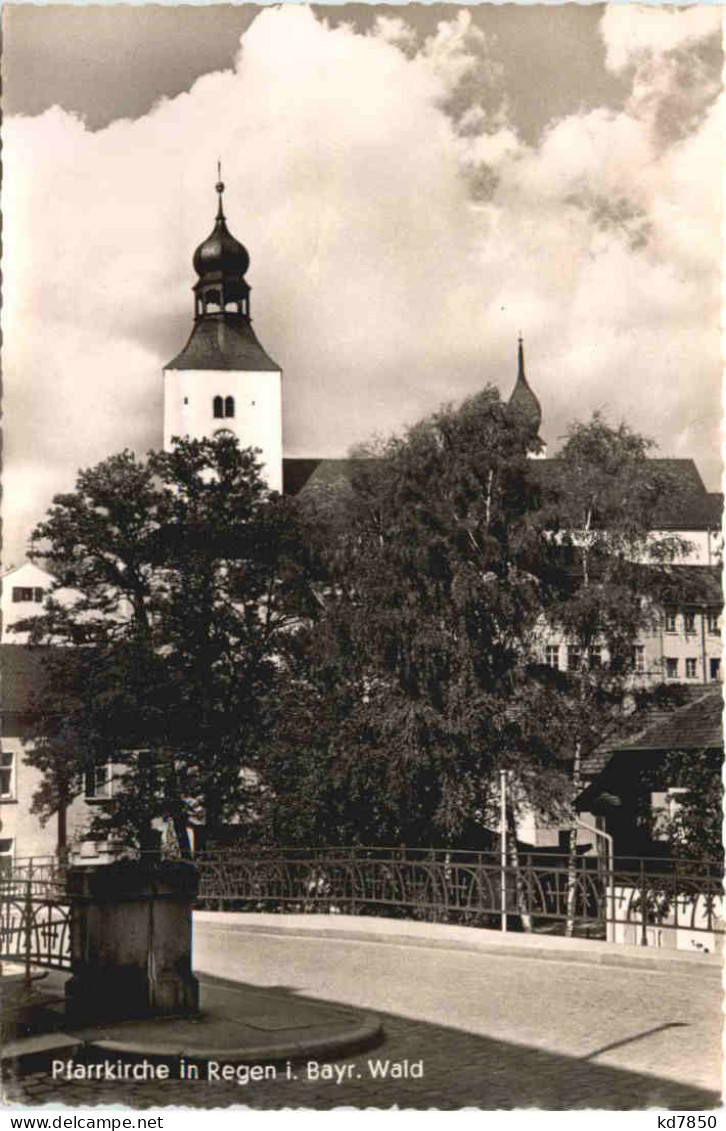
[0,973,384,1075]
[84,1011,383,1067]
[0,1033,84,1076]
[194,916,723,976]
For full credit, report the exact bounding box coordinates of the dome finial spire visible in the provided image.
[215,159,225,220]
[507,333,542,434]
[191,173,251,319]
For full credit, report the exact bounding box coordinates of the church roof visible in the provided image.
[284,453,722,532]
[643,461,721,530]
[528,457,721,530]
[660,488,723,531]
[531,457,705,492]
[166,316,279,372]
[283,458,364,496]
[281,340,715,528]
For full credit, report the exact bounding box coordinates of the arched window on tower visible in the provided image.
[203,288,222,315]
[224,396,235,419]
[213,395,224,419]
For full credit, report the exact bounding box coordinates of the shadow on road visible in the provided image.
[582,1022,689,1062]
[3,974,720,1110]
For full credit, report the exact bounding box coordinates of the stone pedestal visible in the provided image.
[0,965,30,1042]
[65,860,199,1027]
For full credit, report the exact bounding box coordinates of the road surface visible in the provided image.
[5,919,722,1109]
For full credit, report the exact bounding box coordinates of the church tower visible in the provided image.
[164,172,283,491]
[507,337,546,458]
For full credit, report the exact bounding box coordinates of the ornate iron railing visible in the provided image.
[192,846,724,942]
[0,849,720,974]
[0,858,71,978]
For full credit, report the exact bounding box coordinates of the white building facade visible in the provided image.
[1,562,53,645]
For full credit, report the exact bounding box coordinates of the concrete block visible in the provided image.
[65,860,199,1026]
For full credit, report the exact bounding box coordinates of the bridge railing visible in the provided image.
[0,848,721,973]
[0,857,72,981]
[190,846,724,944]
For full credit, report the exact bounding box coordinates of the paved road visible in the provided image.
[4,924,722,1109]
[194,926,722,1100]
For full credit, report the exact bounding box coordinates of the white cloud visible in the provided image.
[600,4,721,73]
[601,4,722,146]
[2,4,722,565]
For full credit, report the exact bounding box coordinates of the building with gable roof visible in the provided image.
[577,687,723,859]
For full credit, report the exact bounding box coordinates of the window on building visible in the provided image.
[685,657,698,680]
[213,396,224,419]
[710,657,721,682]
[0,839,14,878]
[0,751,14,799]
[664,608,677,633]
[34,588,44,603]
[12,587,34,603]
[588,647,602,670]
[567,645,581,672]
[632,645,645,673]
[683,610,696,635]
[665,657,678,679]
[707,612,720,636]
[545,645,559,669]
[84,762,112,801]
[224,396,235,419]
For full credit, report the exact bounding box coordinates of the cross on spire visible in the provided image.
[215,159,225,220]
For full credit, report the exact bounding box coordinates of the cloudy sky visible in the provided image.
[3,3,723,567]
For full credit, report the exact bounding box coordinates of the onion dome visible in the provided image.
[166,169,279,372]
[184,167,254,325]
[193,177,250,279]
[508,336,542,433]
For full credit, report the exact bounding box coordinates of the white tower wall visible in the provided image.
[164,368,283,493]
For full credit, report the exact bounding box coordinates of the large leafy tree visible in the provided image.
[20,436,317,855]
[259,388,570,847]
[259,407,699,872]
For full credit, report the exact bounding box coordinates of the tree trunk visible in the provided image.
[56,780,68,861]
[565,520,592,937]
[565,739,583,937]
[136,750,161,859]
[171,813,193,859]
[204,787,223,850]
